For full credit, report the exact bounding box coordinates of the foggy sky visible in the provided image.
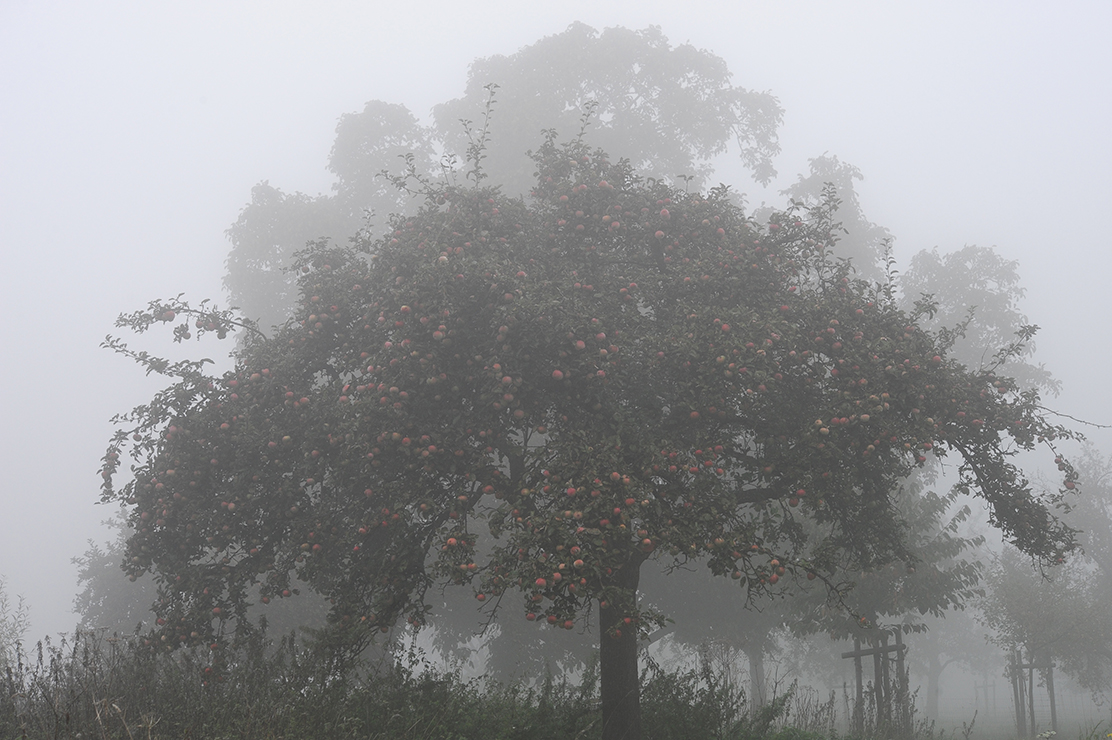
[2,0,1109,640]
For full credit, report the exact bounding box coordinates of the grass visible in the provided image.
[1,627,1076,740]
[0,628,590,739]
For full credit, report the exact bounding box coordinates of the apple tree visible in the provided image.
[103,133,1078,740]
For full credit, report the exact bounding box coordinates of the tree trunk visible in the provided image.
[599,557,643,740]
[741,643,767,712]
[925,651,942,720]
[485,627,522,680]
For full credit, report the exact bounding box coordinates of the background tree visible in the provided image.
[818,480,985,724]
[1060,446,1112,701]
[74,511,332,640]
[73,511,158,634]
[909,606,1000,721]
[767,154,891,283]
[900,245,1058,394]
[327,100,438,227]
[977,445,1112,705]
[791,479,984,639]
[103,130,1078,740]
[639,469,985,713]
[641,559,785,711]
[777,473,986,724]
[1065,445,1112,593]
[223,102,437,335]
[224,23,783,335]
[433,22,782,197]
[223,186,345,334]
[979,547,1112,703]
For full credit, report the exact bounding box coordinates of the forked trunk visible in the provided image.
[599,557,643,740]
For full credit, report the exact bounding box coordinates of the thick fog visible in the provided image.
[2,0,1109,703]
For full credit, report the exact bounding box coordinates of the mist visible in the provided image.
[2,1,1110,734]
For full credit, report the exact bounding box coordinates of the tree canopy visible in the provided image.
[103,131,1078,739]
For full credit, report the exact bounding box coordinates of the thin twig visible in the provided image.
[1038,406,1112,429]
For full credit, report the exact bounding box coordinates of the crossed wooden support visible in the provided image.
[841,631,908,736]
[1009,649,1058,737]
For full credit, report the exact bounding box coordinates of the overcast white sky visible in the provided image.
[2,1,1109,640]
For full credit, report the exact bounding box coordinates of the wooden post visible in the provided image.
[881,632,892,727]
[873,638,884,727]
[841,634,906,736]
[854,638,864,735]
[894,632,906,698]
[1010,650,1027,737]
[894,631,908,736]
[1027,649,1036,735]
[1013,651,1059,738]
[1046,658,1058,733]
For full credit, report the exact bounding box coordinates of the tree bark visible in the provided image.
[599,556,643,740]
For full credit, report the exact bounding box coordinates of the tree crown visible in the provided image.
[102,134,1077,652]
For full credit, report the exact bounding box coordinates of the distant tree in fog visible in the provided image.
[74,512,331,641]
[224,102,441,334]
[223,23,782,334]
[901,244,1058,394]
[433,22,782,197]
[980,546,1112,701]
[978,445,1112,702]
[224,186,347,340]
[767,154,892,284]
[73,513,157,634]
[1064,446,1112,594]
[102,129,1079,740]
[639,468,984,711]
